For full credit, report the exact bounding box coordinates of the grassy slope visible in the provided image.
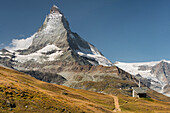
[71,75,170,102]
[0,66,169,113]
[118,94,170,113]
[0,66,114,113]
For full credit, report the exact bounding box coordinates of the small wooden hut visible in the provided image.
[132,87,147,98]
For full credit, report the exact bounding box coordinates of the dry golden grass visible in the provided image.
[0,66,169,113]
[0,66,114,113]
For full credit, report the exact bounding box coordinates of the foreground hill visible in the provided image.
[0,66,170,113]
[0,66,114,113]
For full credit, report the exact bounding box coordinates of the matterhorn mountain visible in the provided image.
[9,5,112,67]
[115,60,170,97]
[0,5,113,84]
[1,5,112,67]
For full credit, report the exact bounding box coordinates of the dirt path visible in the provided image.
[110,95,121,112]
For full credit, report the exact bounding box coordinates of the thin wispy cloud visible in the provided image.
[19,34,25,38]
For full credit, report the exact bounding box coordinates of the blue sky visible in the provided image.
[0,0,170,62]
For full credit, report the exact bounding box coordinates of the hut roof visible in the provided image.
[133,87,147,93]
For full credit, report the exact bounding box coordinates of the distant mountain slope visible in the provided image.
[0,66,170,113]
[115,60,170,97]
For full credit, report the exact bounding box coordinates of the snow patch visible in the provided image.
[89,45,101,56]
[0,55,11,59]
[77,44,112,66]
[42,13,63,34]
[77,52,112,66]
[16,45,63,63]
[38,44,61,54]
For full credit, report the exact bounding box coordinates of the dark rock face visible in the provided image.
[150,61,170,96]
[151,61,170,85]
[23,71,67,85]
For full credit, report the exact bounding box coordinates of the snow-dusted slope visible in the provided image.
[15,44,63,63]
[115,61,160,80]
[115,60,170,97]
[0,49,13,59]
[77,44,112,66]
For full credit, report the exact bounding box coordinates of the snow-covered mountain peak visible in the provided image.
[39,6,68,33]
